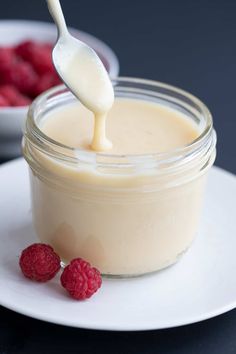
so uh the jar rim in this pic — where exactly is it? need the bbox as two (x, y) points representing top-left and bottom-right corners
(25, 77), (215, 170)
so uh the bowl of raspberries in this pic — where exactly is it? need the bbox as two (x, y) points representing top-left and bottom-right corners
(0, 20), (119, 158)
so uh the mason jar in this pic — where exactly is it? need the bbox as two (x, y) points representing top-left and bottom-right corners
(23, 78), (216, 276)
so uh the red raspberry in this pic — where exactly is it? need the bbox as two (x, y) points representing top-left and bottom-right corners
(15, 40), (54, 76)
(15, 40), (36, 61)
(33, 74), (56, 97)
(0, 85), (21, 104)
(61, 258), (102, 300)
(30, 48), (55, 75)
(43, 43), (53, 52)
(0, 85), (31, 106)
(12, 94), (31, 107)
(53, 74), (62, 86)
(1, 62), (38, 95)
(0, 47), (15, 75)
(13, 62), (38, 95)
(0, 94), (9, 107)
(19, 243), (61, 282)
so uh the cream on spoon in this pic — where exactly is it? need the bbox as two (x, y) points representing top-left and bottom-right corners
(47, 0), (114, 151)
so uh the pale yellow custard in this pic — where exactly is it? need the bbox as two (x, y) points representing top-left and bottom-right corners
(41, 98), (199, 154)
(39, 1), (216, 275)
(24, 81), (216, 276)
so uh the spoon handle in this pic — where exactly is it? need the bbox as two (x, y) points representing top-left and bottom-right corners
(47, 0), (68, 36)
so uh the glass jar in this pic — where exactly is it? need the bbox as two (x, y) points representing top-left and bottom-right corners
(23, 78), (216, 276)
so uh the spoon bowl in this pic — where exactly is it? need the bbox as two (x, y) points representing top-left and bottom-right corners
(47, 0), (114, 114)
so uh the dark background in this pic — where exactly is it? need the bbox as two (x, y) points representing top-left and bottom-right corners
(1, 0), (236, 353)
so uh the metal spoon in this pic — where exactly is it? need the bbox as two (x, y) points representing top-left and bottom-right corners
(46, 0), (114, 114)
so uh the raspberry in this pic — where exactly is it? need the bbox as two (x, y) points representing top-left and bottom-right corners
(0, 94), (9, 107)
(14, 62), (38, 95)
(19, 243), (61, 282)
(1, 62), (38, 95)
(0, 85), (20, 104)
(0, 47), (15, 75)
(33, 74), (56, 97)
(61, 258), (102, 300)
(15, 40), (36, 61)
(43, 43), (53, 52)
(53, 74), (62, 86)
(15, 40), (55, 76)
(0, 85), (31, 106)
(30, 48), (55, 75)
(12, 94), (31, 107)
(1, 66), (14, 85)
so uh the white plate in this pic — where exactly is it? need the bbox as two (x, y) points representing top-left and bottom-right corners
(0, 159), (235, 331)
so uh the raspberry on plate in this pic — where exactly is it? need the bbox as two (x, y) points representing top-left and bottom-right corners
(19, 243), (61, 282)
(61, 258), (102, 300)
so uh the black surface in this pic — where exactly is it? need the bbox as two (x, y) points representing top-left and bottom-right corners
(0, 0), (236, 353)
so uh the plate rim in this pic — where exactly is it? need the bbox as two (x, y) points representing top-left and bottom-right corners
(0, 159), (235, 331)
